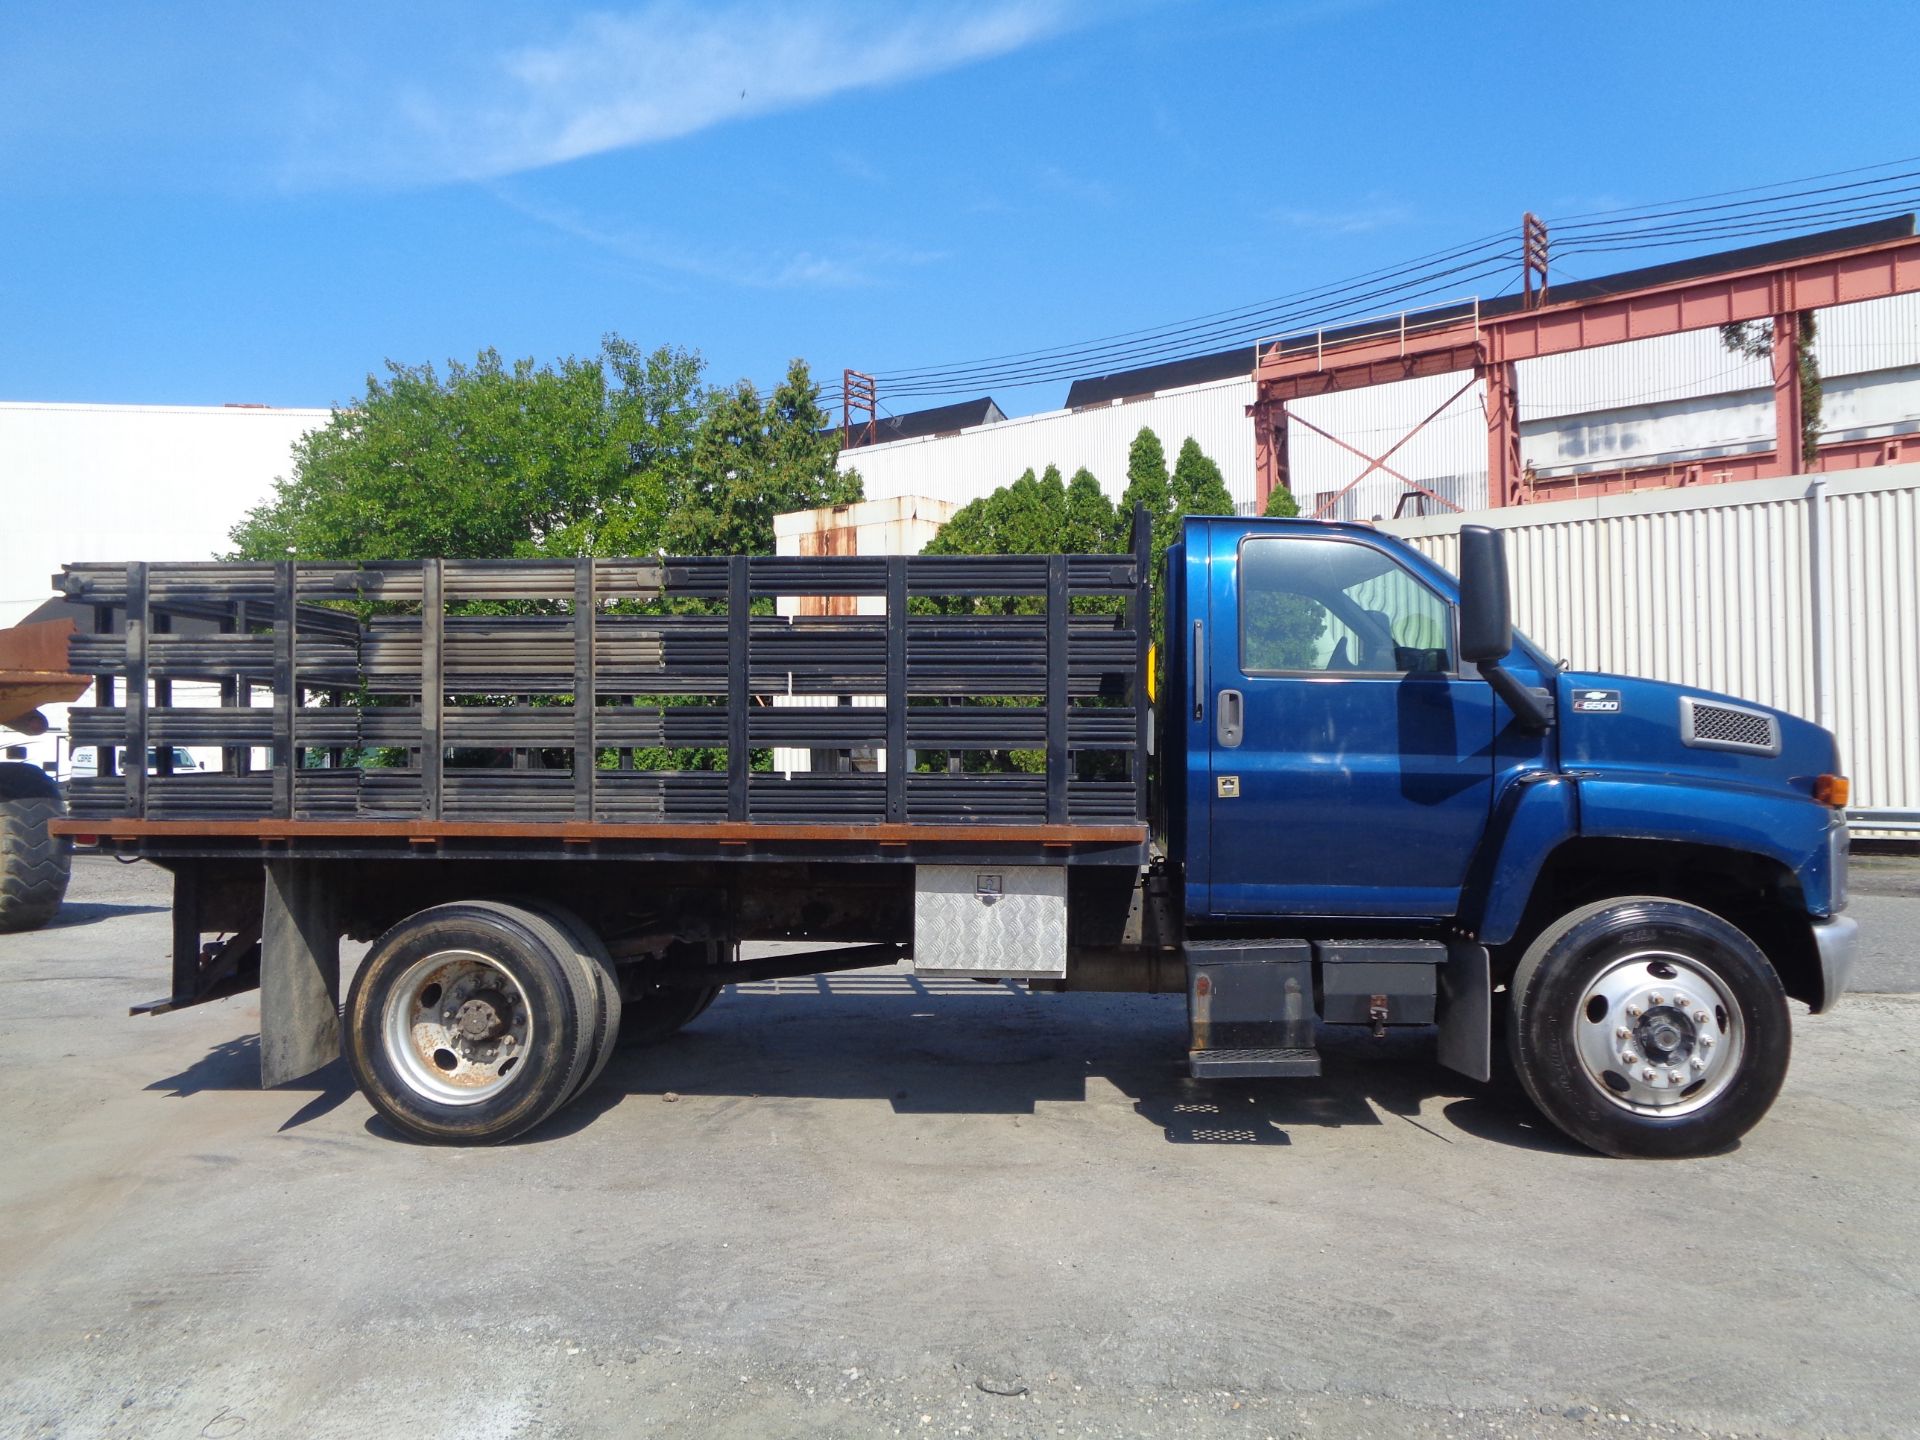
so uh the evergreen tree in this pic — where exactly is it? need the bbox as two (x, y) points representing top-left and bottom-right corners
(923, 462), (1125, 567)
(1118, 427), (1172, 550)
(1116, 427), (1238, 651)
(1063, 466), (1122, 554)
(1262, 485), (1302, 518)
(1170, 436), (1235, 518)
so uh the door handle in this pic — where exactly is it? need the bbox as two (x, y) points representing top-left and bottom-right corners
(1216, 688), (1244, 748)
(1192, 620), (1205, 720)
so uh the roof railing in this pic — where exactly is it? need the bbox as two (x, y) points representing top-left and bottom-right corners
(1257, 295), (1481, 372)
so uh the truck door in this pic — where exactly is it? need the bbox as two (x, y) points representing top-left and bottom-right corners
(1201, 524), (1496, 918)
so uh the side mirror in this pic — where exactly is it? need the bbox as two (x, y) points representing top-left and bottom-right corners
(1457, 524), (1554, 732)
(1457, 525), (1513, 664)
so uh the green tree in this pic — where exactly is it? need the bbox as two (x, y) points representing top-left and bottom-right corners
(1262, 485), (1302, 518)
(1063, 466), (1122, 553)
(1170, 436), (1235, 519)
(662, 359), (862, 556)
(918, 462), (1126, 776)
(1117, 427), (1238, 651)
(1118, 427), (1172, 553)
(922, 463), (1124, 591)
(228, 335), (704, 561)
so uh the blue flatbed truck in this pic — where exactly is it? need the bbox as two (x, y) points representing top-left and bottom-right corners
(51, 512), (1857, 1156)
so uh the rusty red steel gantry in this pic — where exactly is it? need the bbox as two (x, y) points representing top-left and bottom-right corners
(1251, 216), (1920, 511)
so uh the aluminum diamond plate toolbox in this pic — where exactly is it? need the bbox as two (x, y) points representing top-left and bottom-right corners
(913, 864), (1066, 977)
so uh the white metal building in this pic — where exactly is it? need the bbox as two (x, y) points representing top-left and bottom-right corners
(838, 295), (1920, 521)
(1, 400), (328, 773)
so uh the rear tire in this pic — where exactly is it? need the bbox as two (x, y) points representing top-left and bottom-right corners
(1507, 896), (1790, 1158)
(619, 974), (721, 1046)
(508, 900), (623, 1100)
(0, 763), (70, 933)
(343, 902), (597, 1143)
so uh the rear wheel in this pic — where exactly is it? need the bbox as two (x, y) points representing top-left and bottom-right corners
(508, 900), (623, 1100)
(620, 968), (721, 1046)
(344, 902), (597, 1143)
(1507, 896), (1790, 1158)
(0, 762), (70, 933)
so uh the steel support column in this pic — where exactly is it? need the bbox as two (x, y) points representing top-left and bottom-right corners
(1251, 398), (1290, 511)
(1484, 361), (1523, 508)
(1772, 310), (1806, 476)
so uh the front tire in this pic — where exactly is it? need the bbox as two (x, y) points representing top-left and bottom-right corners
(344, 902), (597, 1143)
(1507, 897), (1790, 1158)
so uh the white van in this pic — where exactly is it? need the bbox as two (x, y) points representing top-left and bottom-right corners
(66, 745), (203, 780)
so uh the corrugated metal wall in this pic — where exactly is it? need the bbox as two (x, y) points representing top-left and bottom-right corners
(1382, 464), (1920, 829)
(1826, 478), (1920, 823)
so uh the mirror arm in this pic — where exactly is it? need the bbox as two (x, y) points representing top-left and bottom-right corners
(1478, 657), (1555, 732)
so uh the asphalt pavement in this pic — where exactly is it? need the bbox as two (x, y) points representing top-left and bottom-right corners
(2, 855), (1917, 1440)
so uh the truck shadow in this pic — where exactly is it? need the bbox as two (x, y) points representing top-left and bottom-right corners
(136, 971), (1587, 1154)
(44, 900), (168, 930)
(559, 969), (1589, 1156)
(145, 1033), (361, 1132)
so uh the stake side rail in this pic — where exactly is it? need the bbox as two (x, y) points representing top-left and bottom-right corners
(53, 517), (1153, 839)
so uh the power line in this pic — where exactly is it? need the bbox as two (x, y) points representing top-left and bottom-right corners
(1556, 200), (1920, 257)
(1551, 170), (1920, 234)
(870, 257), (1524, 397)
(1545, 155), (1920, 223)
(1554, 178), (1920, 244)
(808, 157), (1920, 412)
(869, 233), (1516, 385)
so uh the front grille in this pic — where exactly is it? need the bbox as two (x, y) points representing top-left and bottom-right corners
(1680, 696), (1781, 756)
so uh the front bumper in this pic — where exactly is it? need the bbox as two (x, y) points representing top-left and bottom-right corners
(1810, 914), (1861, 1014)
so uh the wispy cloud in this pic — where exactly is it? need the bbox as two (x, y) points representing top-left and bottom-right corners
(1271, 199), (1412, 235)
(299, 2), (1072, 186)
(492, 187), (945, 290)
(1034, 164), (1117, 209)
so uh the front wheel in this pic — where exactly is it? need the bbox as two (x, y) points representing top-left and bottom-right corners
(1507, 897), (1790, 1159)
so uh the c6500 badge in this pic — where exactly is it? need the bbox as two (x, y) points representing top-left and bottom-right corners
(1572, 689), (1621, 714)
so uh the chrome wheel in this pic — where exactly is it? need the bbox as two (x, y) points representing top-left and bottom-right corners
(381, 949), (534, 1106)
(1573, 948), (1745, 1117)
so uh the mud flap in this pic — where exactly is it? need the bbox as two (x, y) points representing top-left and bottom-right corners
(260, 861), (341, 1088)
(1436, 940), (1491, 1083)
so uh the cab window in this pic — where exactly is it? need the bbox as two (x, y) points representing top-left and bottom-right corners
(1240, 536), (1453, 675)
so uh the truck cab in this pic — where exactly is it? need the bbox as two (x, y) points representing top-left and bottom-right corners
(1167, 515), (1857, 1156)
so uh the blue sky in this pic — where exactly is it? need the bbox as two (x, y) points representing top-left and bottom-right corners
(2, 0), (1914, 418)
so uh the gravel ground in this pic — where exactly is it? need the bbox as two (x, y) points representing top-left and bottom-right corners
(1, 855), (1917, 1440)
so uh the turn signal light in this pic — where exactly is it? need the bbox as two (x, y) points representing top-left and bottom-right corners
(1813, 774), (1850, 807)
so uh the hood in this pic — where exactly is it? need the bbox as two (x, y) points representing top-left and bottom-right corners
(1556, 671), (1838, 801)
